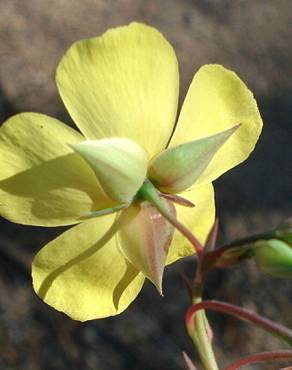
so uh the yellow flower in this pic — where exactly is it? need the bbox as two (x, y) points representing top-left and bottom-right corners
(0, 23), (262, 321)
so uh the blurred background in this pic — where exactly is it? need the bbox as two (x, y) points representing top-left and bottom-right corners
(0, 1), (291, 369)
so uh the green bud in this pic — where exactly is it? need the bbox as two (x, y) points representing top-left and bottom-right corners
(148, 125), (239, 193)
(253, 239), (292, 278)
(71, 138), (148, 203)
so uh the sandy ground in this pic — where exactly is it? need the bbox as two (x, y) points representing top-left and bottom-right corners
(0, 1), (291, 369)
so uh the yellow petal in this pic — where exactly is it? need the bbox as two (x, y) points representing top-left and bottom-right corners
(0, 113), (111, 226)
(32, 215), (144, 321)
(117, 201), (175, 294)
(166, 184), (215, 264)
(56, 22), (179, 157)
(169, 65), (263, 185)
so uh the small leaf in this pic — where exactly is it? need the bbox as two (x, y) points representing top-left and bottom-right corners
(117, 200), (176, 294)
(71, 138), (148, 203)
(182, 352), (197, 370)
(148, 125), (239, 193)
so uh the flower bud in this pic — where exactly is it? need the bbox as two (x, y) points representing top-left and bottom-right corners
(148, 125), (239, 193)
(253, 239), (292, 278)
(71, 138), (148, 203)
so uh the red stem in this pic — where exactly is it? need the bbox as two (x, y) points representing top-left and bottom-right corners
(186, 300), (292, 345)
(225, 350), (292, 370)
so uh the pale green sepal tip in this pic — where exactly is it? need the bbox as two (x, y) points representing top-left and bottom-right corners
(71, 138), (149, 203)
(148, 124), (240, 193)
(254, 239), (292, 278)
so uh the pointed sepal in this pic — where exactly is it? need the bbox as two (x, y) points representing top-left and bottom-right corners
(148, 125), (239, 193)
(71, 138), (148, 203)
(117, 200), (176, 294)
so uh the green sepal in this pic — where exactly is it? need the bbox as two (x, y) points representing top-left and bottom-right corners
(71, 138), (148, 203)
(148, 124), (240, 193)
